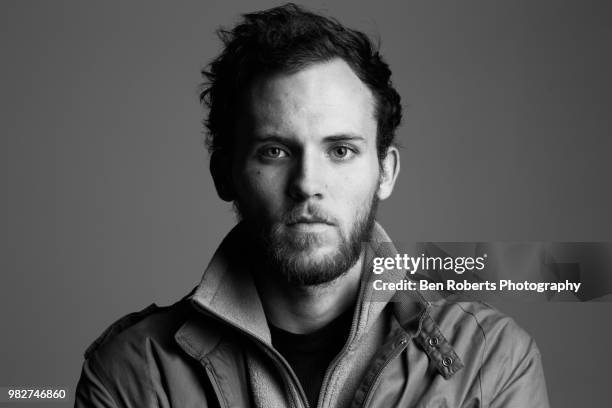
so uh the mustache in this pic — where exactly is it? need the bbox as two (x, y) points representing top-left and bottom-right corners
(282, 204), (336, 225)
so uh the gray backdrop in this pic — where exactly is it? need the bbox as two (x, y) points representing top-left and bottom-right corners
(1, 0), (611, 406)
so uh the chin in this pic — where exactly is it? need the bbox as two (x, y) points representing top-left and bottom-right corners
(271, 245), (361, 286)
(290, 245), (337, 264)
(280, 229), (335, 250)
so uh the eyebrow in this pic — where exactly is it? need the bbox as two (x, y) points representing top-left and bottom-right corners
(252, 133), (366, 144)
(323, 134), (366, 143)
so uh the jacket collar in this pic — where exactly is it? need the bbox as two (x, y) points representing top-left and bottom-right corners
(195, 223), (269, 337)
(175, 221), (431, 358)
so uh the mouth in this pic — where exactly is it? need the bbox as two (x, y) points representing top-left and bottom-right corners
(287, 216), (333, 225)
(286, 216), (334, 232)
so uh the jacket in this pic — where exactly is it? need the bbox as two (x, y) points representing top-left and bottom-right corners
(75, 223), (550, 407)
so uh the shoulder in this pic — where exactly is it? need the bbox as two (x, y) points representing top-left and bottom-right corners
(429, 298), (534, 348)
(423, 299), (549, 406)
(427, 298), (540, 374)
(82, 299), (197, 376)
(84, 304), (161, 359)
(76, 295), (236, 407)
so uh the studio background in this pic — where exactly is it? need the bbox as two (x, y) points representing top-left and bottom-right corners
(1, 0), (610, 406)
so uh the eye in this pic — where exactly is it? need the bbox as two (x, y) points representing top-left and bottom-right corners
(260, 146), (288, 159)
(329, 145), (356, 160)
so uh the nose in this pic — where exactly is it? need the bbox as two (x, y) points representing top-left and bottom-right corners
(287, 149), (324, 201)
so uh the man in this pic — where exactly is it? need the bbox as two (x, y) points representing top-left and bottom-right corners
(75, 4), (549, 407)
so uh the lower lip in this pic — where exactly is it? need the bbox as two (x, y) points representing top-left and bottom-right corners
(287, 222), (332, 233)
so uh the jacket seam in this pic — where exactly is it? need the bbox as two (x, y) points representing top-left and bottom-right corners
(144, 338), (167, 408)
(203, 333), (234, 407)
(489, 338), (542, 405)
(88, 355), (123, 408)
(453, 301), (488, 408)
(413, 302), (431, 339)
(177, 323), (230, 407)
(90, 339), (161, 407)
(203, 360), (230, 408)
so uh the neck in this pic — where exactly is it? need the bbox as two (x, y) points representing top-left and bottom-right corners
(254, 254), (364, 334)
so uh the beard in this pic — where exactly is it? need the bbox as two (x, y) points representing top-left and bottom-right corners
(237, 195), (379, 286)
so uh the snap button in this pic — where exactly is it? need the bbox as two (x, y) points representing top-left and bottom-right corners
(399, 338), (408, 346)
(442, 356), (453, 367)
(428, 336), (439, 347)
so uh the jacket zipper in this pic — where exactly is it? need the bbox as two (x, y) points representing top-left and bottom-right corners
(314, 272), (379, 407)
(192, 302), (311, 408)
(314, 267), (377, 408)
(314, 326), (355, 408)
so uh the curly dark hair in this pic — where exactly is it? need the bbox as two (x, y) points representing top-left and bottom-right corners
(200, 3), (402, 162)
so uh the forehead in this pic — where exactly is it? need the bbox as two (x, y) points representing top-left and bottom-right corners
(242, 59), (377, 141)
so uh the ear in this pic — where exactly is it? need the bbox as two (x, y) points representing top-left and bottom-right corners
(376, 146), (400, 200)
(210, 151), (235, 202)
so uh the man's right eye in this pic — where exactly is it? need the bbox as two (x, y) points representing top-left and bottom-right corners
(259, 146), (289, 159)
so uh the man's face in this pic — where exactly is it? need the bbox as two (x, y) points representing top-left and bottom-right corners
(229, 59), (389, 285)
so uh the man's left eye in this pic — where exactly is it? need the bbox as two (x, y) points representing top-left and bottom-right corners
(330, 146), (355, 159)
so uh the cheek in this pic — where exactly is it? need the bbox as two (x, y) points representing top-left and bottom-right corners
(234, 166), (284, 212)
(332, 166), (379, 222)
(339, 163), (380, 199)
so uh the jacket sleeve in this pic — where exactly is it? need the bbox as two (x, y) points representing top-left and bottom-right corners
(74, 358), (118, 408)
(484, 321), (550, 408)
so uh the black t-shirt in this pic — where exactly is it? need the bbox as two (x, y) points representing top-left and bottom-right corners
(269, 309), (354, 407)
